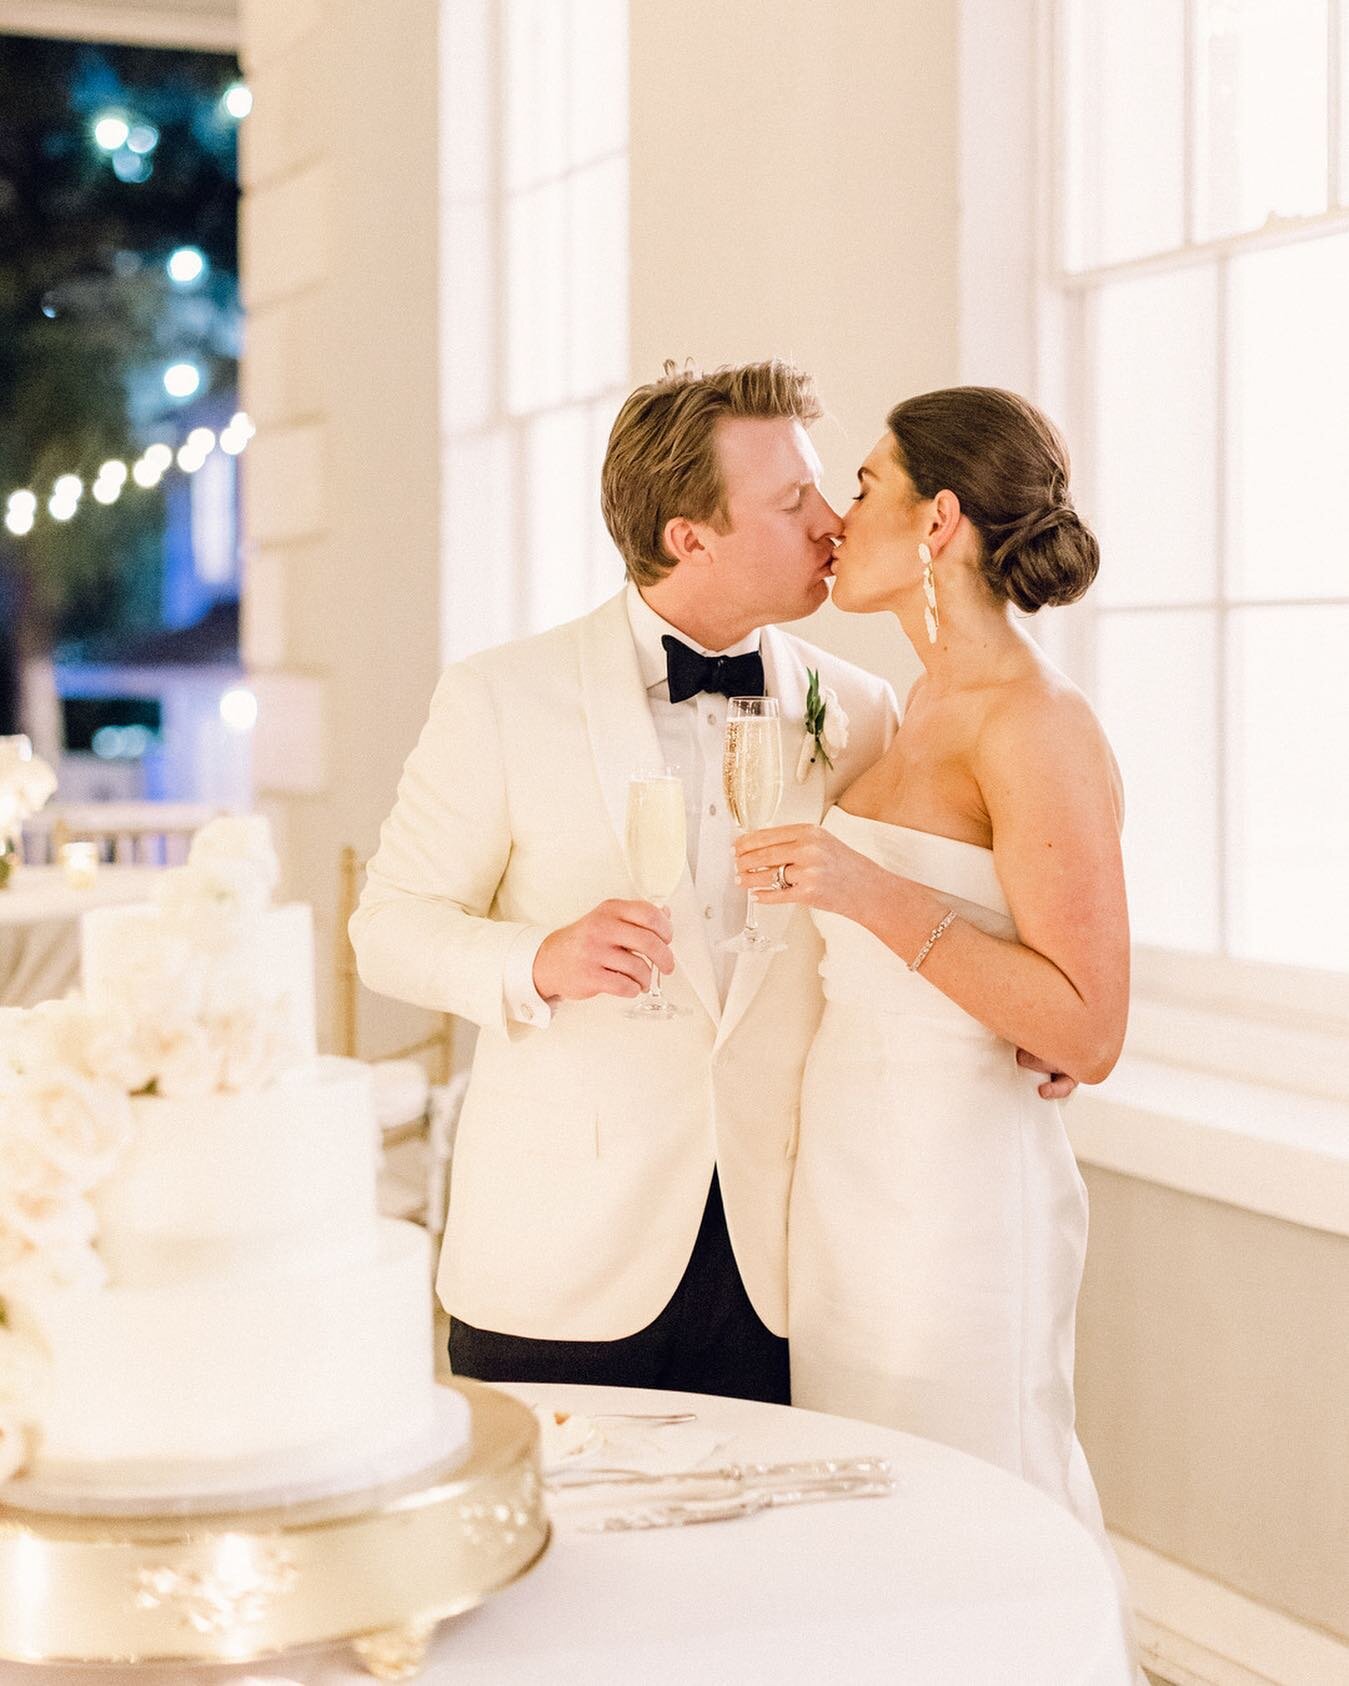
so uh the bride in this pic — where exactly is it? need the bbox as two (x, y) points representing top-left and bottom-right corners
(735, 386), (1130, 1588)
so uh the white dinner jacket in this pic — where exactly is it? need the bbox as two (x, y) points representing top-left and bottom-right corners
(351, 589), (898, 1340)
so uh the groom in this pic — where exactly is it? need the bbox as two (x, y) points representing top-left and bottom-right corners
(352, 359), (1068, 1404)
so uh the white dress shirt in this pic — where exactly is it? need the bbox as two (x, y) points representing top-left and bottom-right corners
(503, 582), (759, 1025)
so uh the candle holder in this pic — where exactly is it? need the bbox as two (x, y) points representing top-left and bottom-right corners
(59, 840), (99, 889)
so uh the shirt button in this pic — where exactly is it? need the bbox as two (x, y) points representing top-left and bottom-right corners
(707, 802), (717, 816)
(706, 712), (716, 726)
(703, 906), (714, 920)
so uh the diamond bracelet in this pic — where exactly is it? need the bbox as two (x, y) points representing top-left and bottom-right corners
(908, 909), (958, 972)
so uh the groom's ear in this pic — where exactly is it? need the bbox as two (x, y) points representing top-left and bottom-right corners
(662, 515), (712, 571)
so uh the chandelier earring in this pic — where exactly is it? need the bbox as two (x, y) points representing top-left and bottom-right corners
(919, 543), (938, 644)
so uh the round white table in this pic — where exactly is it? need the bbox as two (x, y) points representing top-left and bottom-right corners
(4, 1383), (1135, 1686)
(0, 865), (161, 1007)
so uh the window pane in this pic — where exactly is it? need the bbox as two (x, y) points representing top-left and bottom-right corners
(524, 407), (592, 631)
(565, 156), (628, 402)
(587, 394), (625, 600)
(1095, 610), (1221, 951)
(1090, 266), (1219, 606)
(567, 0), (627, 169)
(1194, 0), (1328, 240)
(442, 429), (517, 662)
(1227, 607), (1349, 967)
(444, 200), (494, 430)
(1063, 0), (1186, 268)
(1228, 232), (1349, 600)
(506, 180), (567, 415)
(504, 0), (567, 192)
(443, 0), (492, 202)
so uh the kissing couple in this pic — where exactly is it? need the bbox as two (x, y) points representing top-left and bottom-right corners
(352, 358), (1132, 1643)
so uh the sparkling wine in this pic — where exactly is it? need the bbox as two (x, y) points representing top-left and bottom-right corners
(625, 776), (687, 900)
(723, 716), (784, 831)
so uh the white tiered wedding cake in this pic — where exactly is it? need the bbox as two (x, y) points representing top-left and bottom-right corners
(0, 818), (465, 1506)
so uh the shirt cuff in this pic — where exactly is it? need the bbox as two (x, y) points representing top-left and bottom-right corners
(503, 924), (555, 1028)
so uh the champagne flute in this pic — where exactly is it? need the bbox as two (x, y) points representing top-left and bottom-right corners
(721, 696), (786, 954)
(624, 771), (686, 1019)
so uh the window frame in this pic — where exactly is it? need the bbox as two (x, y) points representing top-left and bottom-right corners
(1039, 0), (1349, 1046)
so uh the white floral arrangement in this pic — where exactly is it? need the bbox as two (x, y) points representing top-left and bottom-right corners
(0, 736), (57, 830)
(155, 815), (280, 948)
(0, 736), (57, 886)
(0, 1007), (131, 1479)
(0, 818), (299, 1479)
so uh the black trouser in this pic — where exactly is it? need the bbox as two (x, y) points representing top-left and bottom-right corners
(448, 1171), (789, 1405)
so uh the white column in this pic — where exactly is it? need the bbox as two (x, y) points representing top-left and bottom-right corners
(238, 0), (444, 1052)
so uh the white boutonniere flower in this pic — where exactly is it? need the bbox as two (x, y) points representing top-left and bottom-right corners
(796, 668), (850, 782)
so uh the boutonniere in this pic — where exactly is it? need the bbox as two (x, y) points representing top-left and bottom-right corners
(796, 668), (849, 782)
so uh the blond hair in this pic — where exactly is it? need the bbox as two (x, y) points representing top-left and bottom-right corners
(601, 359), (823, 586)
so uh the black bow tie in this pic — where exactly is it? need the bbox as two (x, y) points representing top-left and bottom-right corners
(662, 636), (765, 704)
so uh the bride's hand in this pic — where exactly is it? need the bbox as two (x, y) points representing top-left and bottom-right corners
(734, 824), (883, 918)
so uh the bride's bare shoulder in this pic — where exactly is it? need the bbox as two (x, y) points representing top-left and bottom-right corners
(975, 664), (1124, 827)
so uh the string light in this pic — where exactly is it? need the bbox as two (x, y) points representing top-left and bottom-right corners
(3, 418), (252, 536)
(92, 113), (130, 151)
(163, 362), (202, 399)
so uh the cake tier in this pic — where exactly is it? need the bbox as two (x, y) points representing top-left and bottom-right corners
(80, 900), (317, 1061)
(19, 1218), (437, 1489)
(94, 1056), (378, 1287)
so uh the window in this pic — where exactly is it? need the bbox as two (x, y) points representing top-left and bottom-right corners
(1054, 0), (1349, 975)
(439, 0), (628, 662)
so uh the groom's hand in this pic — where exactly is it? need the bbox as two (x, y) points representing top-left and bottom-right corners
(533, 900), (675, 1002)
(1017, 1049), (1078, 1100)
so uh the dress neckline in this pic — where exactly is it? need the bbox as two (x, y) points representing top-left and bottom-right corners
(830, 805), (994, 857)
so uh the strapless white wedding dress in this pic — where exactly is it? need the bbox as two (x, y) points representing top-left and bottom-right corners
(790, 807), (1134, 1653)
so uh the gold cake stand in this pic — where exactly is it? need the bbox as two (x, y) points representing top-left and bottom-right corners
(0, 1379), (549, 1681)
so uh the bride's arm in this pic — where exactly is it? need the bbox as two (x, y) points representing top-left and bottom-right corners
(738, 690), (1129, 1084)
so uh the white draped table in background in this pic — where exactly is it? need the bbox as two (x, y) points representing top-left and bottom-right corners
(2, 1382), (1134, 1686)
(0, 866), (161, 1008)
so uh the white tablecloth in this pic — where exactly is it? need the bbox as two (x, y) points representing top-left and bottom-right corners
(0, 866), (161, 1007)
(4, 1382), (1135, 1686)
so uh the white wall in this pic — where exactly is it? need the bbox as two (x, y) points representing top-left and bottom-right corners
(627, 0), (962, 698)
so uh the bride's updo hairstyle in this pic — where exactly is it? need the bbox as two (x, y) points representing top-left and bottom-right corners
(886, 387), (1099, 613)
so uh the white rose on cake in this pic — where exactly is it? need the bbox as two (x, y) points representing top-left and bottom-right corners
(0, 1179), (105, 1298)
(139, 1015), (221, 1099)
(212, 1001), (299, 1092)
(3, 1069), (132, 1191)
(187, 815), (280, 886)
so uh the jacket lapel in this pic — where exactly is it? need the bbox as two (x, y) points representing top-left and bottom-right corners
(577, 593), (721, 1029)
(714, 627), (827, 1052)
